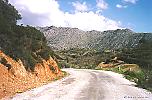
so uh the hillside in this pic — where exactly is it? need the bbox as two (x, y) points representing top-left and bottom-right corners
(0, 50), (63, 98)
(38, 25), (152, 71)
(0, 0), (63, 98)
(0, 0), (62, 71)
(38, 26), (152, 51)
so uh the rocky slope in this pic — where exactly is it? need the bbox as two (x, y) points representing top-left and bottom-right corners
(38, 26), (152, 51)
(0, 50), (63, 99)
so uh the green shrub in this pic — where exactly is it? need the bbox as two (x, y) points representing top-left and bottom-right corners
(49, 65), (56, 73)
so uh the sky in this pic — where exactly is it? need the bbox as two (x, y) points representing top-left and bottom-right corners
(9, 0), (152, 32)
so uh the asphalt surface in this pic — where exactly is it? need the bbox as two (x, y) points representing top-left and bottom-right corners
(6, 68), (152, 100)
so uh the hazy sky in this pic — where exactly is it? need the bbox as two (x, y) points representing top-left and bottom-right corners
(9, 0), (152, 32)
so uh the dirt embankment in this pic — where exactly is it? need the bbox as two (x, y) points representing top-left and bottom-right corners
(0, 50), (63, 99)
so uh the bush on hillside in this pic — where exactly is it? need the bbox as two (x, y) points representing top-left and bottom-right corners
(0, 0), (55, 71)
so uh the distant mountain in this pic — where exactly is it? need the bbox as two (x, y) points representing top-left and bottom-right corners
(38, 26), (152, 51)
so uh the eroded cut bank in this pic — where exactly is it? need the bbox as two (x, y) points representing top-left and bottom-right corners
(0, 50), (64, 99)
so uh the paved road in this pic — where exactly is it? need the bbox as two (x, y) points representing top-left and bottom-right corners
(7, 68), (152, 100)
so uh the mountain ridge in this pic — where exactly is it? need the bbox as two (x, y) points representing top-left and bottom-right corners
(38, 26), (152, 51)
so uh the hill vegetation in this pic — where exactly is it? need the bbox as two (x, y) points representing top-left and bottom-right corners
(57, 47), (152, 91)
(0, 0), (56, 71)
(118, 34), (152, 69)
(118, 35), (152, 91)
(0, 0), (63, 98)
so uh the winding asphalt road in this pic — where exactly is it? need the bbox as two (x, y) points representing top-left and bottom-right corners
(7, 68), (152, 100)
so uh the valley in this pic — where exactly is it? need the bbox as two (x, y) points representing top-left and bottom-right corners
(38, 26), (152, 92)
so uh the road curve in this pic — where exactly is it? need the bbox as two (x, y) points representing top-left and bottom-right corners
(5, 68), (152, 100)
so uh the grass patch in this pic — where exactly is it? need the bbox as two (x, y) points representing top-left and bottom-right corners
(62, 71), (69, 76)
(101, 66), (152, 92)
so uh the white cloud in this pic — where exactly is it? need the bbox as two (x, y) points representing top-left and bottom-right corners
(124, 0), (138, 4)
(64, 12), (121, 31)
(96, 0), (108, 10)
(116, 4), (127, 8)
(72, 1), (88, 12)
(116, 4), (123, 8)
(9, 0), (122, 31)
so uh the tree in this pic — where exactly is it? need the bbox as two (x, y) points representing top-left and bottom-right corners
(0, 0), (21, 33)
